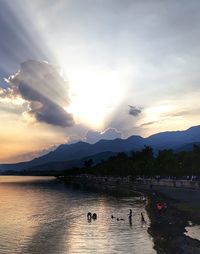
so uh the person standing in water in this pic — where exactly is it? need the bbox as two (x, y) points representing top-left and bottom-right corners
(141, 212), (146, 224)
(87, 212), (92, 222)
(128, 209), (133, 226)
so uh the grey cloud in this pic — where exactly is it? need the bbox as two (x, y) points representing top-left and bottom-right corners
(86, 128), (122, 144)
(140, 109), (196, 128)
(140, 110), (190, 127)
(163, 110), (193, 118)
(24, 86), (73, 127)
(128, 105), (143, 117)
(11, 145), (58, 162)
(1, 60), (74, 127)
(0, 101), (25, 115)
(0, 86), (18, 99)
(140, 121), (158, 127)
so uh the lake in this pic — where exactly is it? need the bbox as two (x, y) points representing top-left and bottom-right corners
(0, 176), (155, 254)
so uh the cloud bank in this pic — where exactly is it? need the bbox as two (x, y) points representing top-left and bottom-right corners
(86, 128), (122, 144)
(0, 60), (74, 127)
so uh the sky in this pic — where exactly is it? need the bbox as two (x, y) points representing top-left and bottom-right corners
(1, 0), (200, 163)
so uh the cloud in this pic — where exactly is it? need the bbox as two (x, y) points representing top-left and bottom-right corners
(0, 60), (74, 127)
(140, 121), (159, 127)
(163, 110), (193, 118)
(140, 108), (199, 128)
(139, 110), (189, 127)
(128, 105), (143, 117)
(10, 145), (58, 163)
(86, 128), (122, 144)
(0, 101), (25, 115)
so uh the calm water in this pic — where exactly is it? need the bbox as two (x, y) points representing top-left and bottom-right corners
(0, 176), (155, 254)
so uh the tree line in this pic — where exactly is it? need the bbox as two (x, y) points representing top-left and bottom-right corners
(63, 145), (200, 177)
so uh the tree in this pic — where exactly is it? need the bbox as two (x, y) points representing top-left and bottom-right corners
(84, 159), (93, 168)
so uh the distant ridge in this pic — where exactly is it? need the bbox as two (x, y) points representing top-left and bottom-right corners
(1, 125), (200, 172)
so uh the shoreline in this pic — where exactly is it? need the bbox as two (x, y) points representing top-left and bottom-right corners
(58, 176), (200, 253)
(138, 187), (200, 254)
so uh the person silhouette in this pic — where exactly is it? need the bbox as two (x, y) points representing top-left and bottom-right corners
(92, 213), (97, 220)
(87, 212), (92, 219)
(129, 209), (133, 226)
(141, 212), (146, 224)
(129, 209), (132, 219)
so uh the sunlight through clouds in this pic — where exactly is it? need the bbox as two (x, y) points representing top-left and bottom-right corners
(66, 68), (126, 129)
(1, 0), (200, 162)
(1, 60), (74, 127)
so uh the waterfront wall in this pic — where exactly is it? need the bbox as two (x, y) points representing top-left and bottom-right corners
(135, 178), (200, 189)
(58, 175), (200, 191)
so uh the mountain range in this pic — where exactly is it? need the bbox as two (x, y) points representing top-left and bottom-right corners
(1, 125), (200, 172)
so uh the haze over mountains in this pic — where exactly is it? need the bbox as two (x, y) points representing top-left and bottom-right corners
(1, 125), (200, 172)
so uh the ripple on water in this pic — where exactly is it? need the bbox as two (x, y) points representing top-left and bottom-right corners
(0, 176), (156, 254)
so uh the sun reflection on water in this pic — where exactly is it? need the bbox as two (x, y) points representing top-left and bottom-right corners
(0, 176), (155, 254)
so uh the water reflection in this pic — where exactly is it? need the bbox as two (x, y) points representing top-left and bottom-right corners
(0, 176), (155, 254)
(185, 224), (200, 241)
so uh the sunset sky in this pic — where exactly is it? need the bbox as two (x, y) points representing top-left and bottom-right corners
(1, 0), (200, 163)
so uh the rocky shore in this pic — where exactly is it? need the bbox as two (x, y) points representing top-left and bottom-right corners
(139, 187), (200, 254)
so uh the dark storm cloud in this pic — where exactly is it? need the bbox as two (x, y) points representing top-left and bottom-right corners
(1, 60), (74, 127)
(128, 105), (143, 117)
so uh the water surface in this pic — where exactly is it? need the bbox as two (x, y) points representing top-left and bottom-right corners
(185, 224), (200, 241)
(0, 176), (155, 254)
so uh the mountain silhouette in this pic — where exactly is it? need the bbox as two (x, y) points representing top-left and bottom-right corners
(1, 125), (200, 172)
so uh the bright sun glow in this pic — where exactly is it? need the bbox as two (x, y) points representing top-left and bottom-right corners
(0, 96), (25, 105)
(141, 104), (175, 125)
(65, 68), (125, 129)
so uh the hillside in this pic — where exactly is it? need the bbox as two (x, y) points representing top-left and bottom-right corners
(1, 125), (200, 172)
